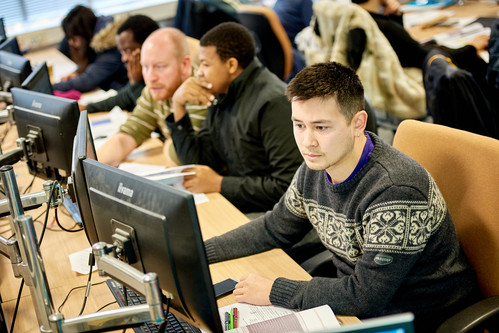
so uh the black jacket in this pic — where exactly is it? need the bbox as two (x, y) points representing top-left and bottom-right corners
(166, 59), (303, 213)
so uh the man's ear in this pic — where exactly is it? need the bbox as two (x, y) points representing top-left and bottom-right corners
(181, 55), (192, 80)
(353, 110), (368, 133)
(226, 57), (240, 75)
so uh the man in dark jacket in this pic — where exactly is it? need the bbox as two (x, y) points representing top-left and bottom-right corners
(166, 22), (303, 213)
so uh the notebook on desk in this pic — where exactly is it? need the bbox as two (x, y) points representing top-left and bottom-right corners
(315, 313), (415, 333)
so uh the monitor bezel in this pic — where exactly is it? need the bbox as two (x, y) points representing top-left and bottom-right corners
(22, 61), (53, 95)
(70, 110), (98, 245)
(0, 49), (31, 91)
(0, 18), (6, 45)
(78, 158), (223, 333)
(0, 37), (21, 56)
(11, 88), (80, 181)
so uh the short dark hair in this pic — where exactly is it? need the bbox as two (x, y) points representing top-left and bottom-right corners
(200, 22), (255, 69)
(61, 5), (97, 43)
(117, 15), (159, 45)
(286, 62), (365, 122)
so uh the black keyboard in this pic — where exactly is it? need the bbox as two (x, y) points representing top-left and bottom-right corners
(106, 279), (201, 333)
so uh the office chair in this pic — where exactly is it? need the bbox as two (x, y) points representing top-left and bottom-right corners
(237, 5), (293, 81)
(364, 96), (378, 135)
(392, 120), (499, 333)
(174, 0), (239, 39)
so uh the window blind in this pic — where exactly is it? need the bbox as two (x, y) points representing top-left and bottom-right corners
(1, 0), (138, 30)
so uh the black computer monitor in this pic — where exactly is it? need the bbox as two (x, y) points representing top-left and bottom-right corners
(70, 110), (98, 245)
(0, 18), (6, 45)
(70, 133), (223, 332)
(10, 88), (80, 181)
(22, 61), (53, 95)
(0, 50), (31, 91)
(0, 37), (22, 56)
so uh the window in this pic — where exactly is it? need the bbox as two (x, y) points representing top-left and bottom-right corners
(2, 0), (172, 36)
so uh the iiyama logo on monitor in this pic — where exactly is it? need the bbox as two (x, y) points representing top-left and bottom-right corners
(31, 99), (42, 109)
(117, 182), (134, 198)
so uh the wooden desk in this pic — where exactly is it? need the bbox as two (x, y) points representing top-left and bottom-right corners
(23, 48), (76, 83)
(406, 1), (499, 41)
(0, 124), (359, 332)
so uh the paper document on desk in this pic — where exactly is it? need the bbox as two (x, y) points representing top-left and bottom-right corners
(118, 162), (209, 204)
(69, 247), (97, 274)
(89, 106), (128, 149)
(431, 22), (491, 49)
(403, 10), (453, 28)
(218, 303), (340, 332)
(78, 89), (118, 105)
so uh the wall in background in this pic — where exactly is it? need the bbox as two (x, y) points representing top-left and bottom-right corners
(13, 1), (177, 53)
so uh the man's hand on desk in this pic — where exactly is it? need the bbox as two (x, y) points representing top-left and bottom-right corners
(97, 132), (138, 167)
(233, 273), (274, 306)
(470, 34), (490, 54)
(60, 71), (78, 82)
(182, 165), (222, 193)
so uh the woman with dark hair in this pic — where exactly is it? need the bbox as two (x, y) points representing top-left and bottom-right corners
(54, 5), (128, 93)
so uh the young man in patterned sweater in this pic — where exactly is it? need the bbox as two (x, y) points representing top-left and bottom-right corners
(204, 62), (481, 332)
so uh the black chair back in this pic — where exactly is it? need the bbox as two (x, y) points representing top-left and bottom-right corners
(237, 11), (286, 80)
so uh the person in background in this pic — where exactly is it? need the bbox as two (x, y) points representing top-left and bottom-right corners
(350, 0), (489, 83)
(81, 15), (159, 113)
(165, 22), (303, 213)
(97, 28), (208, 167)
(273, 0), (313, 81)
(54, 5), (128, 93)
(203, 62), (481, 332)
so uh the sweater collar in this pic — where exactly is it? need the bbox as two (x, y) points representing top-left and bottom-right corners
(325, 131), (386, 189)
(326, 132), (375, 186)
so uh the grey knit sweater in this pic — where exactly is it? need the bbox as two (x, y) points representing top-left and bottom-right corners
(204, 133), (480, 332)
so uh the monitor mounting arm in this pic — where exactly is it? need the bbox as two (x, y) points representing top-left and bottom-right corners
(0, 165), (166, 332)
(0, 177), (64, 218)
(0, 123), (46, 167)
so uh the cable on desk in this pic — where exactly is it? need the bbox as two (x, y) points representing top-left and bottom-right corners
(158, 297), (172, 333)
(57, 281), (106, 313)
(22, 173), (36, 194)
(37, 180), (57, 246)
(54, 207), (82, 233)
(9, 279), (24, 333)
(78, 252), (95, 315)
(95, 301), (117, 312)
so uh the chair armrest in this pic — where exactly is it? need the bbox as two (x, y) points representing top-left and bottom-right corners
(436, 295), (499, 333)
(300, 250), (334, 276)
